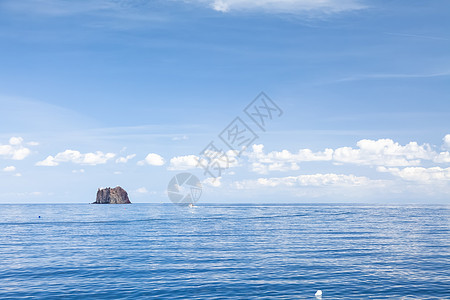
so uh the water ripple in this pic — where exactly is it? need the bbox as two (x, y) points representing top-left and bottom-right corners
(0, 204), (448, 299)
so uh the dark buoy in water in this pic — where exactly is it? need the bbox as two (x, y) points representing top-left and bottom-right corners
(38, 216), (41, 218)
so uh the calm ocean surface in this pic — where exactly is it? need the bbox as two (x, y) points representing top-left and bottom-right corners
(0, 204), (448, 299)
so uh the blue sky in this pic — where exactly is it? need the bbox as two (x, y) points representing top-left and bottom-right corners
(0, 0), (449, 203)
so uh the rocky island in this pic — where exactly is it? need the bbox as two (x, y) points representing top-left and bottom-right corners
(93, 186), (131, 204)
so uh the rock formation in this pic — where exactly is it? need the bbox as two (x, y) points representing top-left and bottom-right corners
(93, 186), (131, 204)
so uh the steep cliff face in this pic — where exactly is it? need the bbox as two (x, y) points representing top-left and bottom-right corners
(93, 186), (131, 204)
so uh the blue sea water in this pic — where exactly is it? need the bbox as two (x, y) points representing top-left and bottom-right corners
(0, 204), (449, 299)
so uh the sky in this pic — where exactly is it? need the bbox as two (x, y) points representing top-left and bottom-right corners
(0, 0), (449, 204)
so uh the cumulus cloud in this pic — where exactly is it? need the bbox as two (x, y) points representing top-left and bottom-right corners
(246, 144), (332, 174)
(443, 134), (450, 150)
(3, 166), (16, 172)
(434, 151), (450, 163)
(168, 150), (239, 171)
(9, 137), (23, 145)
(246, 137), (445, 174)
(136, 187), (148, 194)
(249, 144), (333, 162)
(378, 166), (450, 182)
(36, 150), (115, 166)
(203, 176), (222, 187)
(333, 139), (434, 166)
(427, 134), (450, 163)
(191, 0), (365, 13)
(250, 162), (300, 174)
(36, 156), (58, 167)
(0, 137), (32, 160)
(116, 154), (136, 163)
(168, 155), (200, 170)
(138, 153), (165, 166)
(234, 173), (372, 189)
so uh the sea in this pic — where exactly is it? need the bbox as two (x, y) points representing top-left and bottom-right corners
(0, 204), (449, 299)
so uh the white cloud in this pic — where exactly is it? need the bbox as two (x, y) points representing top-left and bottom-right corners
(168, 155), (200, 170)
(262, 173), (370, 187)
(437, 135), (450, 162)
(203, 177), (222, 187)
(250, 162), (300, 174)
(162, 135), (450, 182)
(333, 139), (434, 166)
(234, 173), (372, 189)
(167, 150), (240, 173)
(3, 166), (16, 172)
(443, 134), (450, 150)
(116, 154), (136, 163)
(246, 138), (450, 172)
(227, 136), (450, 191)
(136, 187), (148, 194)
(0, 136), (32, 160)
(211, 0), (229, 12)
(248, 136), (450, 172)
(14, 173), (22, 177)
(72, 169), (85, 173)
(138, 153), (165, 166)
(9, 137), (23, 145)
(249, 144), (333, 162)
(36, 150), (116, 166)
(191, 0), (365, 13)
(172, 135), (189, 141)
(27, 141), (39, 146)
(36, 156), (59, 166)
(11, 148), (32, 160)
(378, 166), (450, 183)
(246, 144), (333, 174)
(434, 151), (450, 163)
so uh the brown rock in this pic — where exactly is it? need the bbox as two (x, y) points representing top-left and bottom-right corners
(93, 186), (131, 204)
